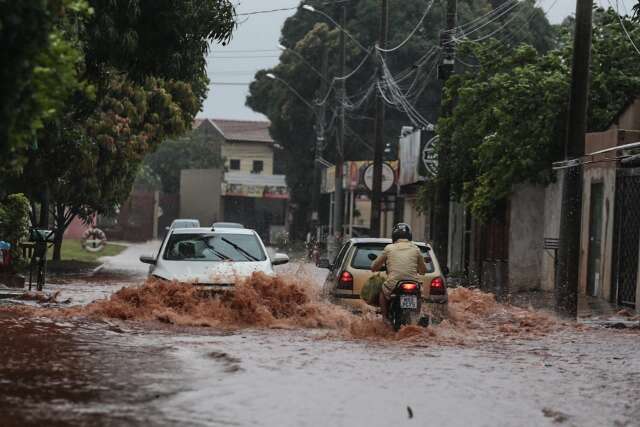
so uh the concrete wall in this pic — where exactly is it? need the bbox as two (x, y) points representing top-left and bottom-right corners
(180, 169), (223, 226)
(508, 184), (546, 292)
(222, 141), (274, 175)
(540, 176), (563, 291)
(612, 98), (640, 131)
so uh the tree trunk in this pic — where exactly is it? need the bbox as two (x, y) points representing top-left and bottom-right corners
(52, 230), (63, 262)
(51, 203), (70, 262)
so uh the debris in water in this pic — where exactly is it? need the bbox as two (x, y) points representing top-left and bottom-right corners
(542, 407), (569, 423)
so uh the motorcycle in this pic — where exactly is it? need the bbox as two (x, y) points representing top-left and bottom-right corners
(387, 280), (430, 331)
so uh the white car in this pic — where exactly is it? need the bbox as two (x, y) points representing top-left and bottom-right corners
(140, 226), (289, 291)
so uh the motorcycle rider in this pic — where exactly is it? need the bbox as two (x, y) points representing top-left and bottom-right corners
(371, 223), (427, 323)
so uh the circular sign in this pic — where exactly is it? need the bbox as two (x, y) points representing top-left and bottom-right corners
(422, 135), (439, 177)
(363, 163), (395, 193)
(81, 228), (107, 253)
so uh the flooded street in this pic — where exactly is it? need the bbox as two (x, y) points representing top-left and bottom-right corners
(1, 248), (639, 427)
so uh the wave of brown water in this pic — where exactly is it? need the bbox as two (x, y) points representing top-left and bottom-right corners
(0, 272), (571, 345)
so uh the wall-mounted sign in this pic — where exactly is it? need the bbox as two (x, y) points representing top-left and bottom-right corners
(363, 162), (395, 193)
(421, 135), (439, 177)
(81, 228), (107, 253)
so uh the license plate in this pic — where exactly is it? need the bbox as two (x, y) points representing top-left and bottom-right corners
(400, 295), (418, 309)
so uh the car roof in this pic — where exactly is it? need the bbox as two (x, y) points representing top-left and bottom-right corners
(212, 222), (244, 228)
(170, 227), (256, 235)
(349, 237), (430, 247)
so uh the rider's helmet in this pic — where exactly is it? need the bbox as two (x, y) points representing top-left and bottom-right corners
(391, 223), (412, 242)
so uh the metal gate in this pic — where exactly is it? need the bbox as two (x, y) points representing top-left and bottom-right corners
(611, 169), (640, 308)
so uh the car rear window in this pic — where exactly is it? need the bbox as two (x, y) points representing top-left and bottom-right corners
(350, 243), (435, 273)
(163, 233), (266, 262)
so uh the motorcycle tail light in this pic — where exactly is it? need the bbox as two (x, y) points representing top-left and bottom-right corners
(399, 282), (418, 292)
(430, 277), (446, 295)
(338, 271), (353, 290)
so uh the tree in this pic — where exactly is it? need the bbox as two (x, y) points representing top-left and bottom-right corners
(8, 0), (237, 260)
(247, 0), (554, 238)
(143, 126), (224, 194)
(436, 7), (640, 219)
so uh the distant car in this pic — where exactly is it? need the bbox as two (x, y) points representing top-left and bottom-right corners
(212, 222), (244, 229)
(140, 226), (289, 292)
(318, 238), (449, 312)
(166, 219), (200, 231)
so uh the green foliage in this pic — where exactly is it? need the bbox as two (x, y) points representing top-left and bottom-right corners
(437, 7), (640, 220)
(85, 0), (235, 101)
(3, 0), (237, 260)
(144, 127), (224, 193)
(0, 0), (91, 170)
(0, 194), (31, 261)
(247, 0), (554, 236)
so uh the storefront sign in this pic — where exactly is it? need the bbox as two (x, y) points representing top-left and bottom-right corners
(363, 162), (395, 193)
(222, 183), (289, 199)
(421, 135), (439, 177)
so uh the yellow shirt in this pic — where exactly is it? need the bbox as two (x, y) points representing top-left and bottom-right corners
(371, 239), (426, 287)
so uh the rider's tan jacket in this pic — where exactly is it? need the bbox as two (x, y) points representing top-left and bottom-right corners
(371, 239), (427, 297)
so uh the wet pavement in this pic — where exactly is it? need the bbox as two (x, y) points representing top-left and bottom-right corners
(1, 245), (639, 427)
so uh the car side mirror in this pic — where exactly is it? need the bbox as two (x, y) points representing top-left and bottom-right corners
(442, 266), (450, 277)
(317, 258), (331, 269)
(140, 255), (157, 265)
(272, 253), (289, 266)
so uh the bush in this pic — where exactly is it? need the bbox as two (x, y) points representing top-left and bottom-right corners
(0, 193), (31, 262)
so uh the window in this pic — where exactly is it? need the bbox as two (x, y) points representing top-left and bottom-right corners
(350, 243), (435, 273)
(229, 159), (240, 170)
(163, 233), (266, 262)
(252, 160), (264, 174)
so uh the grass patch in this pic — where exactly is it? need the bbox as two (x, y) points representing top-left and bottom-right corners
(49, 239), (126, 263)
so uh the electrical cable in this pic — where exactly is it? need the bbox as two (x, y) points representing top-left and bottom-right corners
(608, 0), (640, 56)
(376, 0), (437, 53)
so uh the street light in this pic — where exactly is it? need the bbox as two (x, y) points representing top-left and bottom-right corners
(265, 73), (317, 112)
(301, 4), (368, 52)
(266, 71), (327, 225)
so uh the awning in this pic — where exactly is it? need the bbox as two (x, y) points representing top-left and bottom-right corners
(222, 173), (289, 200)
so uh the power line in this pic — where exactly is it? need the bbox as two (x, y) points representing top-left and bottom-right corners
(237, 6), (298, 16)
(608, 0), (640, 56)
(376, 0), (437, 53)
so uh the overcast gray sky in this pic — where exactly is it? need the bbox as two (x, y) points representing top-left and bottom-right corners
(198, 0), (637, 121)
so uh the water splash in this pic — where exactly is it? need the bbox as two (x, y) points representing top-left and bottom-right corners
(1, 271), (574, 345)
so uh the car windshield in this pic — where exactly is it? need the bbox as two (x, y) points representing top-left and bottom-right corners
(163, 233), (266, 262)
(350, 243), (435, 273)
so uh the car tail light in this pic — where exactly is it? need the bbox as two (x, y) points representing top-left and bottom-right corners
(338, 271), (353, 290)
(399, 282), (418, 292)
(430, 277), (446, 295)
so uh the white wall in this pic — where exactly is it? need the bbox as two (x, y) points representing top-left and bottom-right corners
(509, 184), (546, 292)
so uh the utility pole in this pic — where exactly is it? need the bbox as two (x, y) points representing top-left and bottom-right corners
(432, 0), (457, 266)
(371, 0), (388, 238)
(556, 0), (593, 318)
(334, 4), (347, 238)
(312, 45), (329, 226)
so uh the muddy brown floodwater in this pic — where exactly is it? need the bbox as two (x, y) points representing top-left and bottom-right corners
(1, 264), (639, 427)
